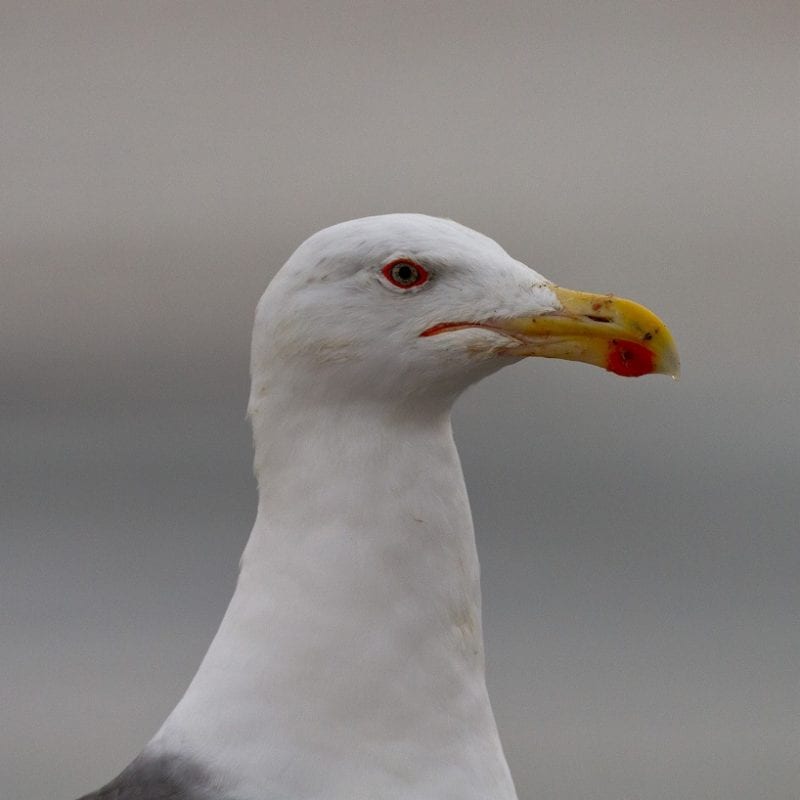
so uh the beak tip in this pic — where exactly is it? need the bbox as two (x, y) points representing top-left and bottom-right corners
(658, 338), (681, 381)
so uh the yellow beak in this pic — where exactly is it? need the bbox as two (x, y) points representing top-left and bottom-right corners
(421, 286), (680, 378)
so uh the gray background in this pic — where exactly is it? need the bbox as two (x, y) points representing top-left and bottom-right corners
(2, 2), (798, 799)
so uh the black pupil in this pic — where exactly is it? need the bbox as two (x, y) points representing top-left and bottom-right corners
(394, 264), (416, 284)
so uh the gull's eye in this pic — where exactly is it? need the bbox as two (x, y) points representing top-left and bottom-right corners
(381, 259), (429, 290)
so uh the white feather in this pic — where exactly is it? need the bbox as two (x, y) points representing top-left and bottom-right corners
(150, 214), (561, 799)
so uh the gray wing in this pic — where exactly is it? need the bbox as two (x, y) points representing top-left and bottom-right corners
(75, 752), (233, 800)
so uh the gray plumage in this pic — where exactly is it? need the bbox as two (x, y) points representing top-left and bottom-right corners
(75, 752), (233, 800)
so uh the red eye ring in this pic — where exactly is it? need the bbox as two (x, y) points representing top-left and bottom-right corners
(381, 259), (429, 290)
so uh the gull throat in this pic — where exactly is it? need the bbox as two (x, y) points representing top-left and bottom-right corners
(151, 390), (517, 799)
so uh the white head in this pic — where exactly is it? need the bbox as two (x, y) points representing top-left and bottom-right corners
(249, 213), (678, 414)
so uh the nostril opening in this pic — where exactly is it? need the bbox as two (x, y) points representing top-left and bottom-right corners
(586, 314), (612, 323)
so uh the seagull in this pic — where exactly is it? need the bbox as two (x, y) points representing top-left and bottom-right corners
(77, 214), (678, 800)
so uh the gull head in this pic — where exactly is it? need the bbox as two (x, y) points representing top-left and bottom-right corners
(250, 214), (678, 409)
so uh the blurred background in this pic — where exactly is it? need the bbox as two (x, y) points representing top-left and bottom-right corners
(2, 2), (798, 798)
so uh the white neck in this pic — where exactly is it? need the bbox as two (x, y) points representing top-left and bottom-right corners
(152, 386), (517, 800)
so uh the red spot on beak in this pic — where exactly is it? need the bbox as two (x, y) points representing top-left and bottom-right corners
(606, 339), (656, 377)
